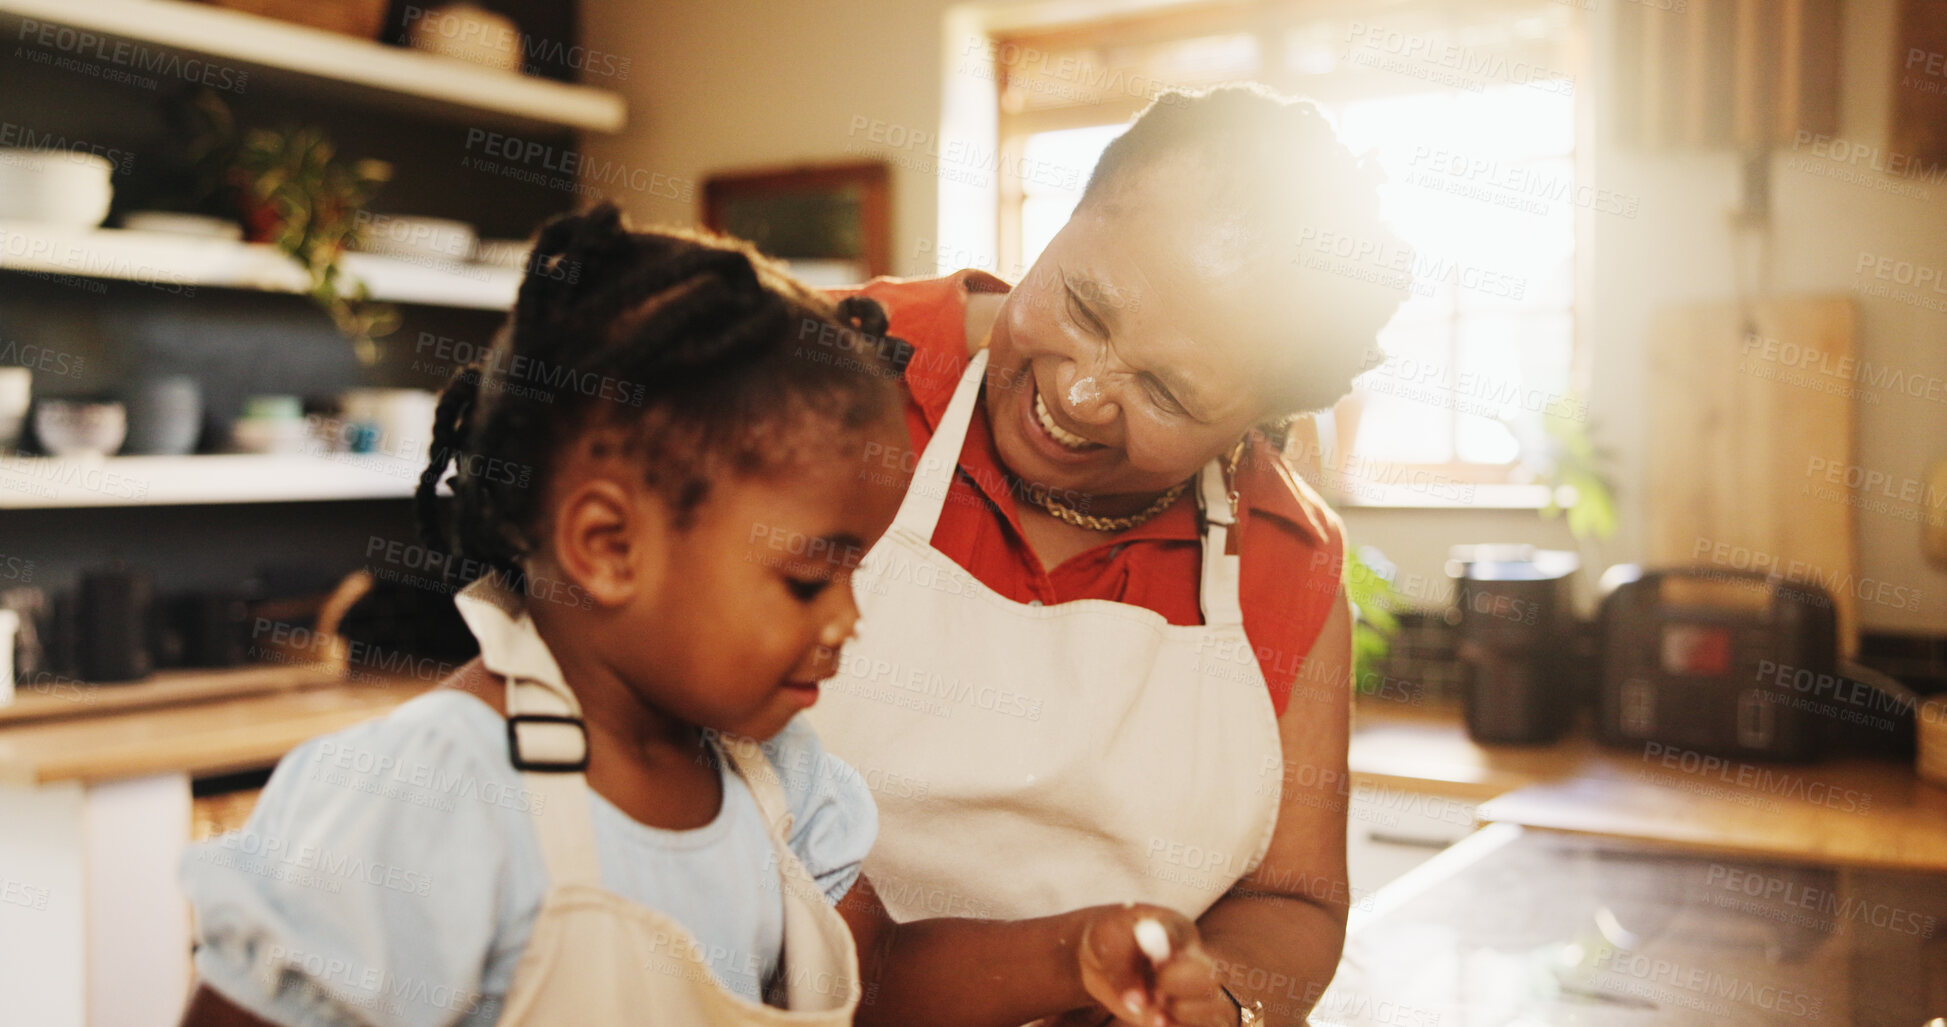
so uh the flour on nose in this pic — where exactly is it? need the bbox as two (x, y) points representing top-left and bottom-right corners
(1067, 376), (1100, 408)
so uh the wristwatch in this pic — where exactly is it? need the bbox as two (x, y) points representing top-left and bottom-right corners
(1221, 986), (1266, 1025)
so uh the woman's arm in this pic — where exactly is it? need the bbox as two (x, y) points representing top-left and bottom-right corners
(837, 876), (1231, 1027)
(1195, 589), (1355, 1025)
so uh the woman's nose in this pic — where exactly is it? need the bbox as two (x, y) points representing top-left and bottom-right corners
(1054, 354), (1119, 426)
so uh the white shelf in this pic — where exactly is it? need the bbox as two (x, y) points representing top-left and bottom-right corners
(0, 0), (625, 133)
(0, 453), (424, 508)
(0, 224), (520, 310)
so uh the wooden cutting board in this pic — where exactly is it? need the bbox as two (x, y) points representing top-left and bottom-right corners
(1644, 295), (1858, 653)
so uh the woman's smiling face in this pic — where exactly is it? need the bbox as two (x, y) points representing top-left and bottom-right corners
(982, 157), (1287, 502)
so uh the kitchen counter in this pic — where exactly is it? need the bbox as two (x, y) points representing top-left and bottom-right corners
(0, 668), (435, 1027)
(1314, 823), (1947, 1026)
(0, 671), (433, 786)
(3, 683), (1935, 864)
(1350, 701), (1947, 873)
(1, 682), (1938, 1026)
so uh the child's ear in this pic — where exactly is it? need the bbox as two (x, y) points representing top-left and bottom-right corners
(550, 478), (669, 608)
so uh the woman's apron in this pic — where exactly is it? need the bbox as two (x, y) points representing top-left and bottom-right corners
(806, 350), (1286, 923)
(452, 580), (861, 1025)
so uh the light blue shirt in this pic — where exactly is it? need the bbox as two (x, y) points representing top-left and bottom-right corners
(180, 690), (877, 1027)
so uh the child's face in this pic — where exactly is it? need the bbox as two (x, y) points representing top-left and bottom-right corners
(631, 413), (910, 741)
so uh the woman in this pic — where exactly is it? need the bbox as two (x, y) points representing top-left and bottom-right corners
(807, 84), (1408, 1026)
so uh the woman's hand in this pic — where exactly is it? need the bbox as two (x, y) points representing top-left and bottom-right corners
(1078, 904), (1235, 1027)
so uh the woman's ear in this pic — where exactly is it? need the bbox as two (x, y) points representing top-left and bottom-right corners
(549, 478), (669, 609)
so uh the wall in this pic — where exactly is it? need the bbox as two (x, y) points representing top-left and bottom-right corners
(1581, 0), (1947, 632)
(583, 0), (1947, 630)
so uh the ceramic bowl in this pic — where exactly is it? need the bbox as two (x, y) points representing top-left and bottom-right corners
(34, 400), (126, 457)
(0, 151), (114, 228)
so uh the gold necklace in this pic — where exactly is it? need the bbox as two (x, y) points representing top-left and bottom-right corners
(1019, 477), (1193, 532)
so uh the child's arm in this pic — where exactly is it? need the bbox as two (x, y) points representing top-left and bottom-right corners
(838, 874), (1236, 1027)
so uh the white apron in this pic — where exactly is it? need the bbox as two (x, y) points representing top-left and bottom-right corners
(806, 350), (1285, 923)
(453, 581), (861, 1026)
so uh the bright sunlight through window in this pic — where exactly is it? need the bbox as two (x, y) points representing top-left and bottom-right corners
(1012, 84), (1576, 476)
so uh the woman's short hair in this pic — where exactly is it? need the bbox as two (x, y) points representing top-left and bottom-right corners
(1080, 84), (1408, 416)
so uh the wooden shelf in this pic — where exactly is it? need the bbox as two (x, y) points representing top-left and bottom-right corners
(0, 0), (625, 133)
(0, 452), (424, 509)
(0, 224), (521, 310)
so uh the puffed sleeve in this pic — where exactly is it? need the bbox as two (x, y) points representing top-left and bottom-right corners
(179, 698), (523, 1027)
(761, 715), (880, 904)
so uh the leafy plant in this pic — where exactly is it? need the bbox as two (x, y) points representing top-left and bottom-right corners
(1535, 395), (1619, 542)
(232, 126), (397, 364)
(1344, 545), (1406, 695)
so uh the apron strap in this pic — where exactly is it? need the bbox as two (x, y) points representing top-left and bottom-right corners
(884, 350), (1245, 628)
(518, 769), (603, 887)
(888, 349), (989, 540)
(507, 673), (603, 885)
(713, 733), (797, 841)
(1194, 459), (1245, 628)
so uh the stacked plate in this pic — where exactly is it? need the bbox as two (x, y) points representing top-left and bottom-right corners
(0, 150), (114, 227)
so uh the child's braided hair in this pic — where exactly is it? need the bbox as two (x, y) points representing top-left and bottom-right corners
(415, 202), (909, 587)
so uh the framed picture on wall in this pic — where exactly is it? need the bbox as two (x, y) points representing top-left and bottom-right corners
(702, 161), (890, 287)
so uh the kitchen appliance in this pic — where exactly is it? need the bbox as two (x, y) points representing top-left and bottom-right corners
(1597, 568), (1843, 761)
(78, 567), (153, 682)
(1449, 545), (1580, 745)
(157, 591), (251, 669)
(0, 150), (113, 227)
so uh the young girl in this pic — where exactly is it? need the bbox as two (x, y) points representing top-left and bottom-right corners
(177, 206), (1236, 1027)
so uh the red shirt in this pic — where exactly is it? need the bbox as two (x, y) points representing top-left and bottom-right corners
(846, 271), (1346, 716)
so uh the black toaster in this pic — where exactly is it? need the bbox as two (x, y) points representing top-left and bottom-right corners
(1597, 568), (1837, 761)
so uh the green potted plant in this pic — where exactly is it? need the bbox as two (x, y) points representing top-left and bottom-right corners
(232, 126), (398, 364)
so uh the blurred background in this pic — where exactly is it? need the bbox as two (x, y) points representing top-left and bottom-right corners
(3, 0), (1947, 1024)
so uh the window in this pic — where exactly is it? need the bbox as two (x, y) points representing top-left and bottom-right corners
(988, 2), (1585, 500)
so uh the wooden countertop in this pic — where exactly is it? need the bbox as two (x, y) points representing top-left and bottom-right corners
(1351, 700), (1947, 874)
(5, 683), (1940, 874)
(0, 672), (432, 786)
(1349, 702), (1614, 800)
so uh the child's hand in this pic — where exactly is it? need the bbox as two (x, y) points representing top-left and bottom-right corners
(1077, 904), (1233, 1027)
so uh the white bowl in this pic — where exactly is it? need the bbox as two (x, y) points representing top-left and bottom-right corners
(0, 151), (114, 228)
(35, 400), (126, 457)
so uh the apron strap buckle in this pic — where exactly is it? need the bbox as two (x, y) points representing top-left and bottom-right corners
(506, 713), (591, 772)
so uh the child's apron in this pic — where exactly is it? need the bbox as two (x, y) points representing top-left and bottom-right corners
(806, 350), (1286, 922)
(454, 581), (861, 1026)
